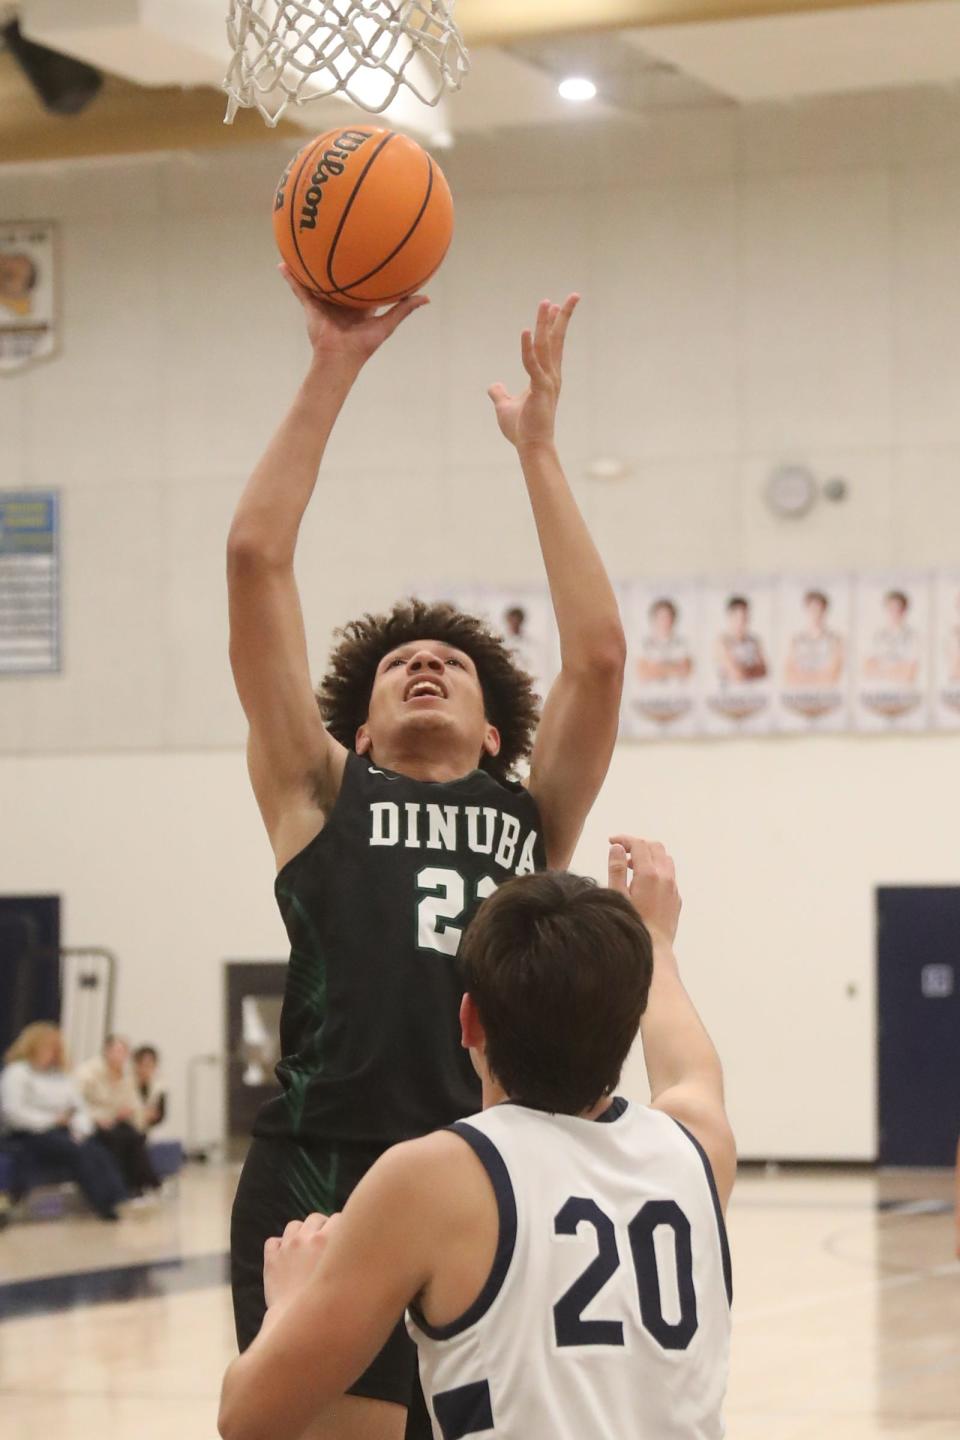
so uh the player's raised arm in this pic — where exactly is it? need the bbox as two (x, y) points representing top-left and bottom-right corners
(489, 296), (625, 869)
(227, 270), (427, 867)
(608, 837), (737, 1210)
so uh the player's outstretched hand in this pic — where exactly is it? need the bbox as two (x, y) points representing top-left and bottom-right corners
(263, 1211), (341, 1312)
(279, 263), (428, 368)
(488, 293), (579, 449)
(608, 836), (682, 946)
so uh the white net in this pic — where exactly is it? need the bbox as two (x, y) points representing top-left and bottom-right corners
(224, 0), (469, 126)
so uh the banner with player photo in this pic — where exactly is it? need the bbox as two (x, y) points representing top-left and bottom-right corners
(0, 222), (58, 374)
(621, 582), (700, 741)
(854, 575), (931, 732)
(476, 586), (559, 705)
(413, 571), (960, 745)
(700, 581), (775, 737)
(774, 576), (852, 733)
(932, 573), (960, 731)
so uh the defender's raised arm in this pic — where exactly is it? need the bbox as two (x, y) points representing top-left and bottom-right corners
(489, 296), (626, 869)
(609, 836), (736, 1209)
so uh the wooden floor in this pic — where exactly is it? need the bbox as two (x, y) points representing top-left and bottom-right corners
(1, 1164), (957, 1439)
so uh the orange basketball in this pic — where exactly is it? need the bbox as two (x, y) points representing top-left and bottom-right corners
(273, 126), (454, 309)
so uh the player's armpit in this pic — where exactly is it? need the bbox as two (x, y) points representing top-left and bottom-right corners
(651, 1087), (737, 1213)
(527, 655), (624, 869)
(227, 548), (347, 849)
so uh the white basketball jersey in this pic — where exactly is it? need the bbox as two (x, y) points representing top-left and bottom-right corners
(407, 1099), (731, 1440)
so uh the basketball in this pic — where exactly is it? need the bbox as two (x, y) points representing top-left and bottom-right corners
(272, 126), (454, 308)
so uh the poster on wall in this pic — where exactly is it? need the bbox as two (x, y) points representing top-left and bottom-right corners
(0, 222), (58, 374)
(700, 581), (775, 737)
(621, 581), (700, 740)
(480, 586), (559, 704)
(854, 576), (930, 732)
(932, 572), (960, 730)
(774, 576), (852, 733)
(0, 490), (60, 673)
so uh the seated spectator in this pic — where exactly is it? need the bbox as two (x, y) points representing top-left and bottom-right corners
(77, 1035), (160, 1197)
(132, 1045), (166, 1129)
(0, 1022), (128, 1221)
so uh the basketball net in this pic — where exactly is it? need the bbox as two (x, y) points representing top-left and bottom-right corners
(224, 0), (469, 126)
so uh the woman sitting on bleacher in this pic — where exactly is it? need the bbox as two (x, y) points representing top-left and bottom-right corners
(0, 1023), (128, 1221)
(77, 1035), (161, 1197)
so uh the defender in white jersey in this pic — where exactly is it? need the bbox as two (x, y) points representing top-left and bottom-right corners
(220, 839), (736, 1440)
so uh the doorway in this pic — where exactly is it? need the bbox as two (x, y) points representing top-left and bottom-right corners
(877, 886), (960, 1167)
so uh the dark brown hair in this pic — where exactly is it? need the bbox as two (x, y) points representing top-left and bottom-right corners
(460, 872), (654, 1115)
(317, 598), (540, 784)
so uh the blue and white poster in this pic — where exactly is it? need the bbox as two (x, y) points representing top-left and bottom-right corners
(0, 491), (60, 674)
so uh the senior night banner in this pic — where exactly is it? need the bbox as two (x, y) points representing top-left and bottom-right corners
(622, 582), (700, 740)
(854, 576), (931, 733)
(701, 581), (775, 737)
(774, 577), (852, 733)
(0, 222), (58, 374)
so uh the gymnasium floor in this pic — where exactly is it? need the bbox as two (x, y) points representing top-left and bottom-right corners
(1, 1164), (956, 1439)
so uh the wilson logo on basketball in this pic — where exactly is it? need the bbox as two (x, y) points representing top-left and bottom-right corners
(296, 130), (373, 231)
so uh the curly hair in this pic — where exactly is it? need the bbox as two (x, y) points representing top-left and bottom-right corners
(317, 598), (541, 784)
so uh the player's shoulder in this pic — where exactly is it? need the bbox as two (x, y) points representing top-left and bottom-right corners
(371, 1128), (486, 1186)
(370, 1129), (496, 1226)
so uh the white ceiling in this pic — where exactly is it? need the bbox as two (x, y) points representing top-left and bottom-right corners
(630, 0), (960, 103)
(11, 0), (960, 153)
(15, 0), (713, 144)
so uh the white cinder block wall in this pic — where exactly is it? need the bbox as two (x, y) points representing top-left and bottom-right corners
(3, 87), (960, 1156)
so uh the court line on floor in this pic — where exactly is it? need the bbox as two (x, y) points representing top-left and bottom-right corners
(0, 1250), (230, 1321)
(733, 1259), (958, 1327)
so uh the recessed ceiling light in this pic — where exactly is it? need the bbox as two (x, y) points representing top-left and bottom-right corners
(558, 77), (597, 102)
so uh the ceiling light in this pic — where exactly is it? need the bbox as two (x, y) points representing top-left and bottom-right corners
(558, 76), (597, 103)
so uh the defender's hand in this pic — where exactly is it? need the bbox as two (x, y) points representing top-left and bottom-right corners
(264, 1212), (341, 1312)
(608, 837), (682, 945)
(488, 294), (579, 449)
(280, 264), (428, 369)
